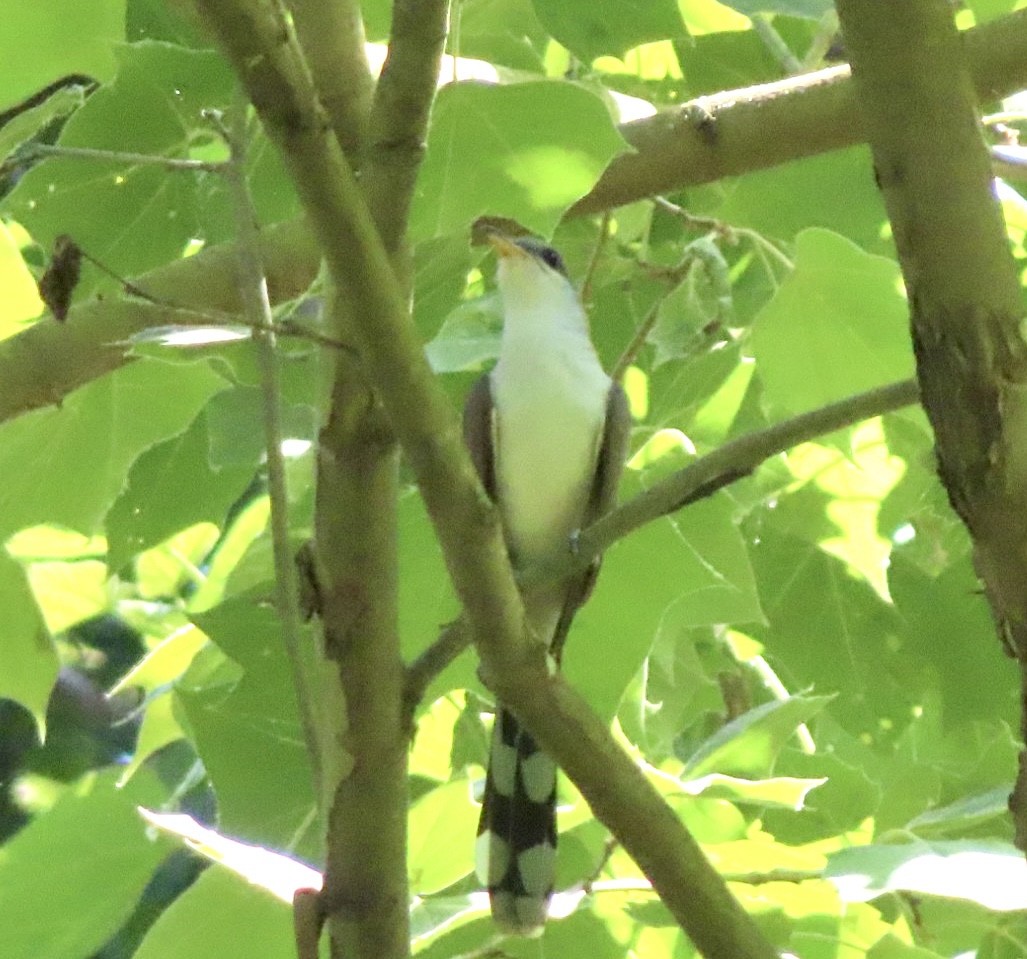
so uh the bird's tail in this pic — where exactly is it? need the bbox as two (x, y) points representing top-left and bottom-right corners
(475, 706), (557, 935)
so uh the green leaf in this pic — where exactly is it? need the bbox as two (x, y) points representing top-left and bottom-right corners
(747, 525), (922, 741)
(105, 405), (255, 571)
(0, 221), (43, 339)
(867, 934), (946, 959)
(25, 557), (109, 633)
(0, 2), (124, 105)
(566, 467), (763, 723)
(179, 599), (318, 857)
(0, 357), (227, 539)
(684, 694), (833, 778)
(827, 840), (1027, 911)
(3, 43), (234, 297)
(752, 229), (914, 416)
(0, 548), (57, 736)
(132, 865), (297, 959)
(907, 786), (1012, 838)
(0, 775), (169, 959)
(411, 81), (629, 242)
(720, 0), (833, 18)
(532, 0), (686, 61)
(679, 772), (826, 810)
(408, 780), (477, 894)
(0, 83), (88, 168)
(712, 149), (890, 254)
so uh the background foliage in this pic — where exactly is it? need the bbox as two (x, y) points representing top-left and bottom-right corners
(2, 1), (1026, 958)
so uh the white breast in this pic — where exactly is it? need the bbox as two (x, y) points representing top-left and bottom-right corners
(491, 318), (610, 565)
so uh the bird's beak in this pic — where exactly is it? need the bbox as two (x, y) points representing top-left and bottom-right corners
(487, 234), (528, 260)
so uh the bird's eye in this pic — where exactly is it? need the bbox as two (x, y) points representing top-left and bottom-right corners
(539, 247), (565, 272)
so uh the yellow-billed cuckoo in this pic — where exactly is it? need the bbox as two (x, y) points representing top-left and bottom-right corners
(464, 234), (631, 934)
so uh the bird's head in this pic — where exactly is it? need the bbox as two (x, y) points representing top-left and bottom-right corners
(487, 234), (576, 314)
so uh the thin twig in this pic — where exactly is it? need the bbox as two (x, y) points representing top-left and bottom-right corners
(26, 142), (228, 173)
(403, 619), (471, 720)
(750, 14), (803, 74)
(210, 101), (322, 799)
(580, 211), (611, 307)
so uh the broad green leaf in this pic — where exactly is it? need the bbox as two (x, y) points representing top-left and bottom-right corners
(827, 840), (1027, 911)
(0, 357), (227, 540)
(398, 490), (469, 708)
(0, 223), (43, 341)
(565, 462), (763, 723)
(679, 772), (826, 810)
(179, 599), (318, 856)
(0, 775), (169, 959)
(0, 548), (57, 735)
(449, 0), (550, 72)
(408, 780), (477, 894)
(113, 623), (208, 782)
(867, 934), (946, 959)
(132, 865), (296, 959)
(907, 786), (1012, 838)
(105, 405), (255, 571)
(720, 0), (833, 18)
(0, 1), (124, 105)
(752, 229), (914, 416)
(532, 0), (686, 62)
(0, 83), (88, 169)
(25, 558), (108, 633)
(2, 43), (234, 297)
(684, 694), (832, 778)
(411, 81), (629, 242)
(764, 743), (881, 845)
(712, 148), (890, 253)
(746, 525), (922, 741)
(888, 553), (1017, 728)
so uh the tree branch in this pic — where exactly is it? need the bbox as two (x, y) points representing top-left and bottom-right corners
(407, 378), (921, 704)
(286, 0), (373, 162)
(833, 0), (1027, 840)
(0, 217), (320, 422)
(363, 0), (450, 256)
(571, 8), (1027, 217)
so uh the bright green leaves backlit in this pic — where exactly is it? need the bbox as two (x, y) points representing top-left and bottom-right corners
(752, 228), (914, 414)
(532, 0), (686, 62)
(412, 81), (629, 241)
(0, 0), (124, 105)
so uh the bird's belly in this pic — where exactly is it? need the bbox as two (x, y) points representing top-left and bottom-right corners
(494, 390), (604, 564)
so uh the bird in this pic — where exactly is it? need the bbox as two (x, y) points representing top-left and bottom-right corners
(463, 233), (631, 934)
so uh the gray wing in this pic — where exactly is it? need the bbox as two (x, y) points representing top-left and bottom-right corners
(551, 381), (631, 658)
(463, 374), (497, 500)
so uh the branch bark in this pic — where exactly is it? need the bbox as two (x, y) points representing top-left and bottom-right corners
(833, 0), (1027, 839)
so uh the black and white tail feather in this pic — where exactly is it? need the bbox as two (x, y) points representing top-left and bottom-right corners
(462, 235), (632, 935)
(475, 707), (558, 934)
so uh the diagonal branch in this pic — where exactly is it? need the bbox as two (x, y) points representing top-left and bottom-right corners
(405, 378), (921, 706)
(363, 0), (451, 256)
(285, 0), (373, 162)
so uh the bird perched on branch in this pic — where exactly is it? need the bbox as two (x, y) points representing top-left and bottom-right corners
(464, 233), (631, 934)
